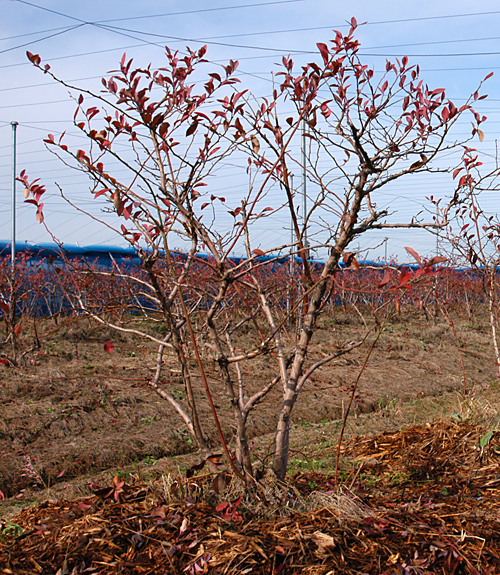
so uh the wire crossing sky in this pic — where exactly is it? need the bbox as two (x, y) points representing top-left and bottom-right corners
(0, 0), (499, 262)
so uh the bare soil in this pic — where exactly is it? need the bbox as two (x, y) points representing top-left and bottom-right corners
(0, 307), (497, 506)
(2, 306), (500, 573)
(2, 420), (500, 574)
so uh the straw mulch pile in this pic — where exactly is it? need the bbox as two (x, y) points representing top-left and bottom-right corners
(1, 420), (500, 574)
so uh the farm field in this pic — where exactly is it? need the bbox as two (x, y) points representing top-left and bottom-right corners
(1, 306), (500, 573)
(3, 3), (500, 573)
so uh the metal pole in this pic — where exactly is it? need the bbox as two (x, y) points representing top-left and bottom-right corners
(433, 205), (439, 320)
(11, 121), (18, 270)
(301, 105), (307, 258)
(290, 173), (294, 271)
(288, 174), (294, 324)
(436, 205), (439, 255)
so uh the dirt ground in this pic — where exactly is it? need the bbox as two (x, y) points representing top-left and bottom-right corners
(1, 305), (500, 573)
(0, 305), (498, 506)
(2, 420), (500, 574)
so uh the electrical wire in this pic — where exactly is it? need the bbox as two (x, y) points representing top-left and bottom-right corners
(94, 22), (312, 54)
(13, 0), (304, 24)
(360, 50), (500, 58)
(13, 3), (500, 31)
(0, 74), (104, 93)
(95, 0), (305, 22)
(359, 10), (500, 27)
(3, 2), (500, 254)
(0, 42), (151, 70)
(0, 99), (77, 110)
(0, 25), (75, 43)
(11, 1), (500, 63)
(9, 0), (311, 56)
(0, 24), (84, 55)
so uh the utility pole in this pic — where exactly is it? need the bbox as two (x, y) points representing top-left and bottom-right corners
(289, 173), (294, 269)
(288, 174), (294, 323)
(436, 205), (440, 255)
(11, 121), (18, 270)
(301, 104), (307, 258)
(434, 205), (439, 320)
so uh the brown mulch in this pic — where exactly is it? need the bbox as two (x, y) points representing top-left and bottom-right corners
(2, 420), (500, 574)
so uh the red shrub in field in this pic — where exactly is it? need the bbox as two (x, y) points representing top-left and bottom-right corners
(18, 19), (493, 481)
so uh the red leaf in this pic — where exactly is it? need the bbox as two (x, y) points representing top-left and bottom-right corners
(57, 469), (66, 478)
(377, 269), (391, 289)
(413, 267), (424, 280)
(349, 256), (360, 271)
(104, 342), (115, 353)
(485, 72), (494, 80)
(405, 246), (422, 266)
(425, 255), (447, 267)
(0, 359), (8, 366)
(94, 188), (110, 198)
(186, 459), (207, 478)
(252, 249), (265, 256)
(442, 107), (449, 122)
(0, 301), (9, 315)
(342, 252), (360, 270)
(186, 121), (198, 136)
(112, 475), (125, 489)
(13, 323), (22, 337)
(26, 51), (41, 65)
(317, 42), (329, 65)
(216, 501), (229, 512)
(398, 267), (412, 286)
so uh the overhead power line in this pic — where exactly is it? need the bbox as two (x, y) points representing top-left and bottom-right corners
(12, 0), (500, 30)
(66, 19), (500, 57)
(10, 1), (500, 60)
(95, 0), (305, 22)
(362, 10), (500, 26)
(13, 0), (304, 25)
(12, 0), (310, 59)
(0, 24), (84, 56)
(361, 50), (500, 58)
(0, 42), (151, 70)
(363, 35), (500, 51)
(93, 22), (312, 54)
(0, 75), (103, 93)
(0, 25), (77, 43)
(3, 18), (500, 74)
(4, 10), (500, 49)
(0, 98), (82, 110)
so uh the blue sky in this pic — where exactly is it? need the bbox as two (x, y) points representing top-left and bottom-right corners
(0, 0), (499, 261)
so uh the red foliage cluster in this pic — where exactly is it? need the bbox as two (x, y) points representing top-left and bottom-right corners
(0, 249), (489, 324)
